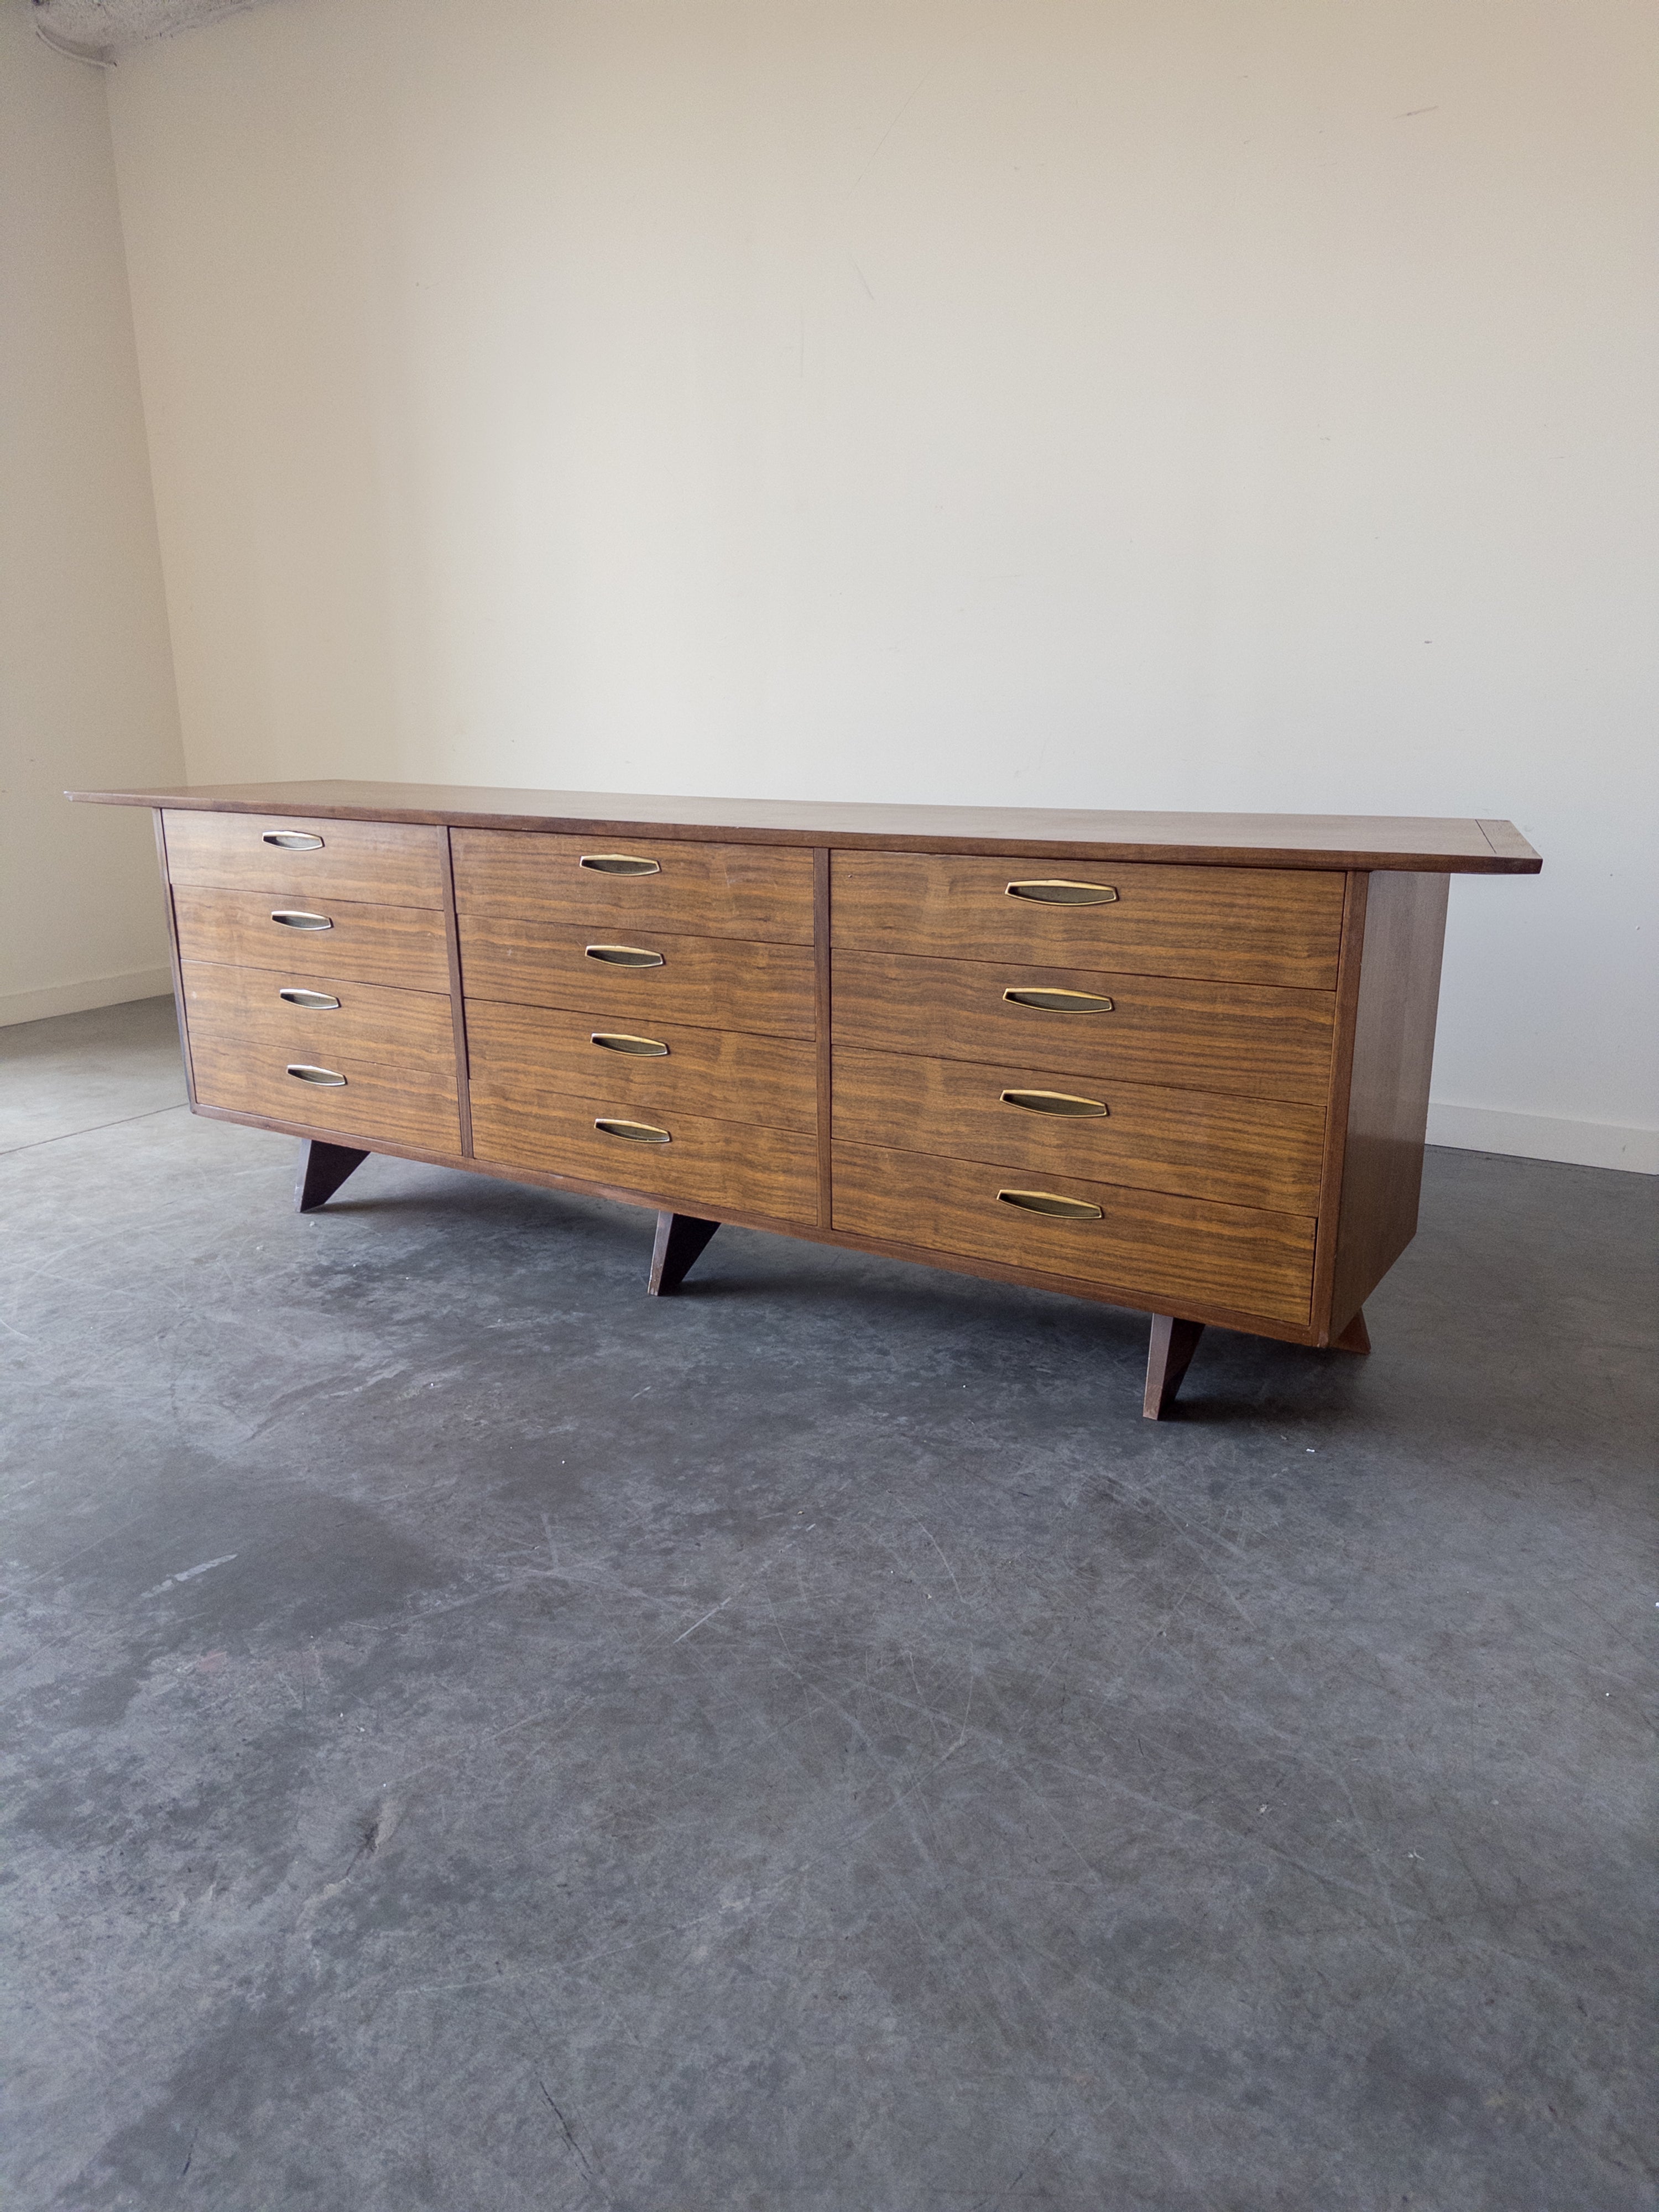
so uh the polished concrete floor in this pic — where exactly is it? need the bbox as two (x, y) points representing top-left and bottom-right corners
(2, 997), (1653, 2212)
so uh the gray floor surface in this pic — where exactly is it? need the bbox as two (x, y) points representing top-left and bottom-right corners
(2, 995), (1653, 2212)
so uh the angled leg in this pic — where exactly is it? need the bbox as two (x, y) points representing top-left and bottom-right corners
(295, 1140), (369, 1213)
(1143, 1314), (1205, 1420)
(648, 1211), (721, 1296)
(1331, 1307), (1371, 1354)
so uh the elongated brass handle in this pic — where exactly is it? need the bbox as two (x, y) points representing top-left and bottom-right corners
(1003, 987), (1113, 1013)
(997, 1188), (1103, 1220)
(287, 1063), (347, 1087)
(595, 1117), (671, 1144)
(591, 1032), (669, 1056)
(585, 943), (664, 967)
(1001, 1088), (1108, 1118)
(279, 988), (341, 1010)
(1006, 879), (1117, 905)
(580, 853), (661, 876)
(271, 909), (332, 931)
(263, 831), (324, 850)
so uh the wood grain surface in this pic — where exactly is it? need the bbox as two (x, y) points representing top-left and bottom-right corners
(154, 812), (196, 1105)
(184, 1098), (1331, 1344)
(471, 1092), (817, 1222)
(459, 918), (815, 1038)
(172, 886), (452, 992)
(181, 961), (460, 1151)
(832, 951), (1336, 1103)
(439, 827), (474, 1156)
(832, 852), (1344, 987)
(452, 828), (813, 942)
(832, 1046), (1326, 1212)
(1329, 872), (1451, 1333)
(832, 1140), (1316, 1326)
(74, 781), (1542, 873)
(466, 999), (817, 1134)
(813, 848), (833, 1226)
(163, 809), (446, 907)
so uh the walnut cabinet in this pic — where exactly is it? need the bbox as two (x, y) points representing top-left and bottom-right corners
(73, 782), (1541, 1416)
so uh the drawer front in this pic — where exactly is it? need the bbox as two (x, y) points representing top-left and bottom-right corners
(459, 918), (815, 1039)
(164, 810), (447, 909)
(833, 1140), (1316, 1327)
(466, 1000), (816, 1135)
(471, 1092), (817, 1223)
(173, 886), (451, 993)
(833, 952), (1335, 1104)
(833, 852), (1344, 989)
(181, 962), (460, 1151)
(833, 1047), (1324, 1213)
(452, 830), (815, 944)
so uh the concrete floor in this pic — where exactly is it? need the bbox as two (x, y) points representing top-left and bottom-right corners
(2, 996), (1653, 2212)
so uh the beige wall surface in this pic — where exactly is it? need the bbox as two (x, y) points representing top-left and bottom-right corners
(106, 0), (1656, 1165)
(0, 6), (185, 1025)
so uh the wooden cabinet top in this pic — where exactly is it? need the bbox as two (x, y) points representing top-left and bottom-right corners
(69, 779), (1541, 873)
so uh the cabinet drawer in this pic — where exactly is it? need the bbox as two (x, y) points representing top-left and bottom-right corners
(458, 917), (815, 1039)
(466, 1000), (816, 1135)
(164, 810), (447, 909)
(452, 830), (815, 944)
(833, 952), (1335, 1104)
(833, 1140), (1315, 1327)
(173, 886), (451, 993)
(181, 962), (460, 1151)
(471, 1092), (817, 1224)
(833, 852), (1344, 989)
(833, 1047), (1324, 1213)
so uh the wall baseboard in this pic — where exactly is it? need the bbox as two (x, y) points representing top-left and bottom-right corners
(0, 967), (174, 1028)
(1427, 1102), (1658, 1175)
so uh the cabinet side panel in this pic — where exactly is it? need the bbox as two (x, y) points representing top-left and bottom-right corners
(153, 808), (196, 1105)
(440, 827), (473, 1157)
(1329, 872), (1450, 1333)
(814, 847), (832, 1226)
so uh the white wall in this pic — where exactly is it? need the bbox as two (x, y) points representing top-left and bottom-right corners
(0, 4), (185, 1025)
(105, 0), (1656, 1165)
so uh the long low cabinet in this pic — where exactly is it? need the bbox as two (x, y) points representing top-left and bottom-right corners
(74, 781), (1541, 1416)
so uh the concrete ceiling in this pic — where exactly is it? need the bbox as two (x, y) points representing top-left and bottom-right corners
(29, 0), (285, 61)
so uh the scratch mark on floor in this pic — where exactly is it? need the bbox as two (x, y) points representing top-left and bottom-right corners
(536, 2077), (611, 2205)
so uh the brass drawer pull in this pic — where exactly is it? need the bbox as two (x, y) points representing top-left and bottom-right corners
(1003, 986), (1113, 1014)
(287, 1063), (347, 1087)
(279, 988), (341, 1010)
(263, 831), (324, 850)
(1001, 1088), (1108, 1118)
(585, 943), (664, 968)
(591, 1032), (669, 1056)
(997, 1188), (1103, 1220)
(580, 853), (661, 876)
(1006, 879), (1117, 905)
(595, 1117), (671, 1144)
(271, 909), (333, 931)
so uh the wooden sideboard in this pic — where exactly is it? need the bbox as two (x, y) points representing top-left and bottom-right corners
(71, 782), (1540, 1415)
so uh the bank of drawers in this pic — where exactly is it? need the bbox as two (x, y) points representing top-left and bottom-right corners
(181, 962), (460, 1151)
(165, 810), (1347, 1323)
(164, 810), (460, 1151)
(828, 851), (1339, 1326)
(455, 831), (818, 1223)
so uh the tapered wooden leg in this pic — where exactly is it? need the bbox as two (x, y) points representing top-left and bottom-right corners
(295, 1140), (369, 1213)
(648, 1211), (721, 1296)
(1143, 1314), (1205, 1419)
(1330, 1307), (1371, 1354)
